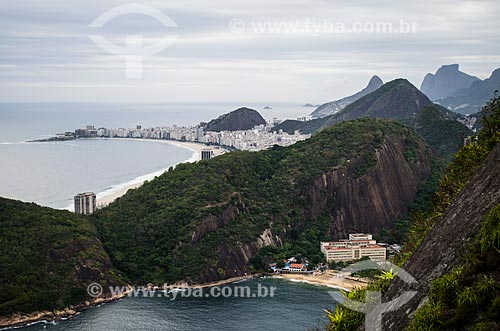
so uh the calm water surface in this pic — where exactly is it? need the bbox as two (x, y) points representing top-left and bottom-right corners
(17, 279), (336, 331)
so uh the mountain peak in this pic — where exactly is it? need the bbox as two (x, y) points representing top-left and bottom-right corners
(420, 64), (479, 100)
(437, 63), (460, 73)
(367, 75), (384, 89)
(204, 107), (266, 132)
(325, 78), (431, 124)
(490, 67), (500, 80)
(436, 66), (500, 114)
(386, 78), (416, 87)
(310, 75), (384, 118)
(375, 78), (425, 95)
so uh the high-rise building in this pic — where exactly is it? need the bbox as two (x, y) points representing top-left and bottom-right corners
(201, 149), (214, 160)
(74, 192), (96, 215)
(195, 126), (204, 141)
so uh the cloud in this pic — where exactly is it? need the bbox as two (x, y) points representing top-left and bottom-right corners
(0, 0), (499, 104)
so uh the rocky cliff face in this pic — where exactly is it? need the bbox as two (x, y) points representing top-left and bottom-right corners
(305, 135), (431, 240)
(380, 143), (500, 331)
(197, 227), (284, 283)
(420, 64), (479, 101)
(189, 192), (286, 282)
(189, 131), (433, 283)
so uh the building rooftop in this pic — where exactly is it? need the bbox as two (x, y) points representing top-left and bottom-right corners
(324, 244), (384, 251)
(289, 263), (306, 269)
(75, 192), (96, 196)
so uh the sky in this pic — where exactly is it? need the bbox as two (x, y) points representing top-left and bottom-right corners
(0, 0), (499, 104)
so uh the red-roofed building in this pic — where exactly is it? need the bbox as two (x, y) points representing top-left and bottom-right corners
(289, 263), (307, 272)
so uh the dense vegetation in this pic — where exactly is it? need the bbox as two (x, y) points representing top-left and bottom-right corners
(324, 93), (500, 331)
(320, 79), (430, 127)
(92, 119), (430, 285)
(407, 205), (500, 330)
(400, 93), (500, 264)
(411, 104), (472, 158)
(0, 199), (123, 316)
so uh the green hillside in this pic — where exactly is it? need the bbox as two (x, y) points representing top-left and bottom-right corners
(0, 199), (124, 316)
(321, 80), (471, 158)
(92, 119), (434, 285)
(321, 79), (430, 126)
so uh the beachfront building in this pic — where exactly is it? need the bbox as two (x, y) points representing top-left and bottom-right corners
(201, 149), (214, 160)
(321, 234), (386, 262)
(74, 192), (96, 215)
(90, 123), (310, 152)
(288, 263), (308, 272)
(281, 262), (311, 274)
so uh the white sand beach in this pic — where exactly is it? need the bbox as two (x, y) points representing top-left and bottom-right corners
(96, 139), (227, 207)
(278, 273), (368, 291)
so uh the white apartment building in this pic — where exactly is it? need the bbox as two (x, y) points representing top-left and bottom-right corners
(74, 192), (96, 215)
(321, 233), (386, 262)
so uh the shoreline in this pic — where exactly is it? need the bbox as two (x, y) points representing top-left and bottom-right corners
(0, 287), (132, 330)
(275, 273), (368, 291)
(164, 273), (262, 290)
(0, 273), (365, 329)
(0, 275), (257, 330)
(164, 272), (366, 292)
(62, 138), (228, 209)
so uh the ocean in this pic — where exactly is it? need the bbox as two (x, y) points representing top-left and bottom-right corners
(14, 279), (337, 331)
(0, 102), (309, 209)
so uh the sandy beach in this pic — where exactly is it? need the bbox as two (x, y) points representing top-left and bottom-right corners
(96, 139), (227, 207)
(277, 273), (368, 291)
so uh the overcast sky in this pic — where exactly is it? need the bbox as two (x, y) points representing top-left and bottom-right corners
(0, 0), (499, 104)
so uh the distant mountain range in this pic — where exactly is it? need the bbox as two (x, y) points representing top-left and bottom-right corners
(309, 64), (499, 119)
(420, 64), (479, 100)
(203, 107), (266, 132)
(435, 68), (500, 115)
(275, 79), (471, 158)
(310, 75), (384, 118)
